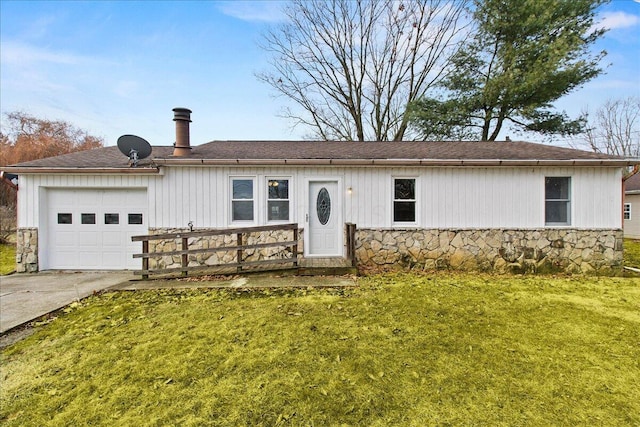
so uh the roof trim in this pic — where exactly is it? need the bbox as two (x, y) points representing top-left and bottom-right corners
(152, 158), (635, 167)
(1, 167), (161, 175)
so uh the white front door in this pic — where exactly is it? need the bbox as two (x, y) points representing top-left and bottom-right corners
(308, 181), (342, 256)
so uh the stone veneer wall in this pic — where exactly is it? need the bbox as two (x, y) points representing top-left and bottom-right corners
(16, 227), (39, 273)
(355, 228), (623, 275)
(147, 228), (303, 270)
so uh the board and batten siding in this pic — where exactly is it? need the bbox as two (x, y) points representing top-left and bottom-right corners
(16, 174), (158, 228)
(18, 165), (623, 230)
(153, 165), (622, 229)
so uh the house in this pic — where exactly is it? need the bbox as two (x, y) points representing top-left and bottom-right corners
(3, 108), (636, 275)
(624, 172), (640, 239)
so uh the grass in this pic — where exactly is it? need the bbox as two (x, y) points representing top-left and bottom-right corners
(1, 273), (639, 426)
(0, 243), (16, 275)
(624, 238), (640, 268)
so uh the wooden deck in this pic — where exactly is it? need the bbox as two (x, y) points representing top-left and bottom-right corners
(298, 257), (357, 276)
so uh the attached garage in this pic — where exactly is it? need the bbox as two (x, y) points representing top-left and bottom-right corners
(42, 188), (148, 270)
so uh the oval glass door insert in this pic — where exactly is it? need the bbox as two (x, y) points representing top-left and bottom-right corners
(316, 187), (331, 225)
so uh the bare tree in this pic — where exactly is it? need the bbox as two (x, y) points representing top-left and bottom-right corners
(0, 111), (103, 166)
(257, 0), (470, 141)
(582, 97), (640, 158)
(0, 111), (104, 242)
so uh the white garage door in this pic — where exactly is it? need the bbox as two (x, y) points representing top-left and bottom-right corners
(45, 188), (148, 270)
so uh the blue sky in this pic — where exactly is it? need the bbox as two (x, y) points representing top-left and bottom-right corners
(1, 0), (639, 147)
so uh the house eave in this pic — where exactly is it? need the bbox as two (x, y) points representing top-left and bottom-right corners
(151, 158), (636, 167)
(1, 167), (161, 174)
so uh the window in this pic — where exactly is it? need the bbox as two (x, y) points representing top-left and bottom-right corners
(624, 203), (631, 220)
(545, 177), (571, 225)
(267, 179), (290, 221)
(128, 213), (143, 225)
(394, 178), (416, 223)
(81, 213), (96, 224)
(316, 187), (331, 225)
(104, 213), (120, 224)
(231, 178), (254, 221)
(57, 213), (72, 224)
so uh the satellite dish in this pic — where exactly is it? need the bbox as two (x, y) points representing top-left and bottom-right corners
(117, 135), (152, 166)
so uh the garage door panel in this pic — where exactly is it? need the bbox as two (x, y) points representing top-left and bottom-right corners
(53, 231), (76, 247)
(102, 252), (123, 268)
(78, 192), (100, 207)
(78, 253), (101, 268)
(50, 250), (76, 269)
(102, 231), (124, 246)
(78, 231), (100, 245)
(46, 188), (147, 270)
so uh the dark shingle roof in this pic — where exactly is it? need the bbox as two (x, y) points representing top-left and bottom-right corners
(3, 140), (635, 172)
(174, 140), (623, 161)
(3, 146), (173, 169)
(625, 172), (640, 193)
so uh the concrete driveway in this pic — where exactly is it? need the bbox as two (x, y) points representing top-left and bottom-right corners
(0, 271), (133, 333)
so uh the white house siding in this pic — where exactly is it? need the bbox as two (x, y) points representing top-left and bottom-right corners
(16, 165), (623, 273)
(624, 193), (640, 239)
(149, 165), (622, 230)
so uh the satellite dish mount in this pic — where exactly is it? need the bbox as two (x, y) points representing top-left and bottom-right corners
(117, 135), (152, 167)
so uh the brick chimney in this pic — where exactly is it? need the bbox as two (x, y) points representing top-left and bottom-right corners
(172, 107), (192, 156)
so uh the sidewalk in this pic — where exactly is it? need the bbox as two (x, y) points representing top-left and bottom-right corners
(0, 271), (133, 334)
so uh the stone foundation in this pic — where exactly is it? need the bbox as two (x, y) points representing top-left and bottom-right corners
(147, 227), (303, 270)
(16, 228), (38, 273)
(355, 228), (623, 275)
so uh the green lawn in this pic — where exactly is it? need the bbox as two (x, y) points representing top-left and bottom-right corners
(0, 243), (16, 275)
(624, 238), (640, 268)
(1, 273), (639, 426)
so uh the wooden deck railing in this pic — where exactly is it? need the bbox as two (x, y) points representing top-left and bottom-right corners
(346, 222), (357, 267)
(132, 224), (299, 278)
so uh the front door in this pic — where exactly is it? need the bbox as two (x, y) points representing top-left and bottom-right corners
(308, 181), (342, 256)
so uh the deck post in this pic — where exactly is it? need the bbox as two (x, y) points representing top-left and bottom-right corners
(346, 223), (356, 267)
(142, 240), (149, 280)
(292, 227), (298, 267)
(181, 237), (188, 277)
(237, 232), (243, 273)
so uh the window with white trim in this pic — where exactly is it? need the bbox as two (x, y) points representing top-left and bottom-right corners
(624, 203), (631, 220)
(545, 177), (571, 226)
(231, 178), (255, 222)
(267, 178), (290, 221)
(393, 178), (416, 223)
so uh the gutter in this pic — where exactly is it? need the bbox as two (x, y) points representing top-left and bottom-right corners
(4, 158), (637, 173)
(151, 158), (638, 167)
(0, 167), (161, 174)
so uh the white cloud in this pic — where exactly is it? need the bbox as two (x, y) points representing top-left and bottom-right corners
(216, 1), (287, 23)
(599, 11), (640, 30)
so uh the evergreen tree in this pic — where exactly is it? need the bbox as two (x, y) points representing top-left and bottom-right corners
(409, 0), (608, 141)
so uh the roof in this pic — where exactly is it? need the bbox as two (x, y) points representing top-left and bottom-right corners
(2, 140), (637, 174)
(2, 146), (174, 173)
(625, 172), (640, 194)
